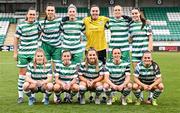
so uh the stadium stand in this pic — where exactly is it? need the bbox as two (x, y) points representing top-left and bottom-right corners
(4, 24), (16, 45)
(143, 7), (180, 41)
(100, 7), (109, 16)
(0, 13), (16, 23)
(0, 21), (9, 45)
(2, 6), (180, 46)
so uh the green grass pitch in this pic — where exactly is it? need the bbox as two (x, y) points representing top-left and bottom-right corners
(0, 52), (180, 113)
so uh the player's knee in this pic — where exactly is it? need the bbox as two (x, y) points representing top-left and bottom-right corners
(71, 84), (79, 92)
(53, 84), (60, 92)
(158, 83), (164, 90)
(29, 83), (37, 89)
(96, 85), (103, 91)
(127, 83), (133, 89)
(79, 81), (86, 86)
(133, 83), (139, 90)
(103, 83), (109, 90)
(95, 82), (102, 87)
(23, 82), (30, 91)
(79, 85), (86, 91)
(46, 83), (53, 91)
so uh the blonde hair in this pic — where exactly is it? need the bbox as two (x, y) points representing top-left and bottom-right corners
(33, 48), (47, 71)
(68, 4), (77, 11)
(85, 47), (99, 72)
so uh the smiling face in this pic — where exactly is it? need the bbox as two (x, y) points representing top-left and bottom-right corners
(112, 48), (121, 63)
(62, 51), (71, 65)
(87, 50), (98, 65)
(46, 6), (55, 19)
(113, 5), (122, 19)
(35, 52), (44, 65)
(142, 52), (152, 66)
(68, 7), (77, 21)
(131, 8), (141, 21)
(90, 6), (100, 20)
(26, 10), (36, 23)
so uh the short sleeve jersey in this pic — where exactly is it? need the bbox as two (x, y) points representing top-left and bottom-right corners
(15, 21), (39, 55)
(83, 16), (109, 51)
(106, 60), (130, 85)
(26, 62), (52, 80)
(134, 61), (161, 85)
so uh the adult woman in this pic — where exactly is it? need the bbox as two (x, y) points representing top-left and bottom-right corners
(133, 51), (164, 106)
(54, 50), (79, 104)
(104, 48), (132, 105)
(83, 5), (109, 65)
(78, 47), (105, 104)
(129, 8), (153, 69)
(23, 48), (53, 105)
(61, 4), (84, 64)
(14, 7), (39, 103)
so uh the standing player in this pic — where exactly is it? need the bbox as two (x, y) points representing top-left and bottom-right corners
(38, 3), (68, 102)
(78, 47), (105, 104)
(129, 7), (153, 68)
(108, 5), (132, 63)
(103, 48), (132, 105)
(129, 7), (153, 102)
(106, 5), (133, 103)
(83, 5), (109, 102)
(14, 7), (39, 103)
(23, 48), (53, 105)
(83, 5), (109, 65)
(133, 51), (164, 106)
(61, 4), (85, 64)
(53, 50), (79, 104)
(38, 3), (62, 63)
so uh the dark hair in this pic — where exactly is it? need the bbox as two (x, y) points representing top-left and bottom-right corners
(142, 50), (158, 72)
(41, 2), (56, 35)
(142, 50), (152, 60)
(90, 4), (99, 10)
(112, 48), (122, 59)
(25, 7), (36, 21)
(143, 50), (151, 55)
(46, 2), (55, 9)
(132, 7), (146, 30)
(62, 50), (72, 59)
(112, 48), (121, 53)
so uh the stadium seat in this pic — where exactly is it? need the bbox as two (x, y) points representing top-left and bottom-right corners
(144, 7), (180, 41)
(0, 21), (10, 45)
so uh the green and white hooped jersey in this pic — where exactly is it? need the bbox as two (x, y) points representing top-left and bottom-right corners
(26, 62), (52, 80)
(78, 61), (105, 80)
(55, 62), (77, 82)
(38, 17), (62, 47)
(15, 21), (39, 55)
(134, 61), (161, 85)
(61, 20), (85, 54)
(129, 21), (152, 58)
(108, 17), (130, 52)
(105, 60), (130, 85)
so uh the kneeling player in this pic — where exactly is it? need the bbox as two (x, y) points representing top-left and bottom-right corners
(133, 51), (164, 106)
(104, 48), (132, 105)
(53, 50), (79, 104)
(23, 49), (53, 105)
(78, 47), (105, 105)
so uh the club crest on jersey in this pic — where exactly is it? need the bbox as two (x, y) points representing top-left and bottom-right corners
(99, 21), (103, 25)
